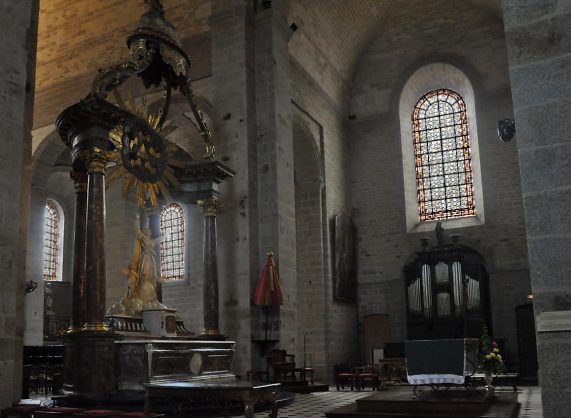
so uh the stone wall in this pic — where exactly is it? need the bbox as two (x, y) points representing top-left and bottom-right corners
(210, 0), (258, 375)
(0, 0), (39, 409)
(502, 1), (571, 416)
(290, 54), (357, 381)
(293, 117), (327, 379)
(350, 0), (530, 368)
(25, 135), (74, 345)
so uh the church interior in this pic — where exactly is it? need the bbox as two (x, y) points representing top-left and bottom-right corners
(1, 0), (570, 417)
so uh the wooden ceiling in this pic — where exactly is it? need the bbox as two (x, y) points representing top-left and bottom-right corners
(33, 0), (502, 129)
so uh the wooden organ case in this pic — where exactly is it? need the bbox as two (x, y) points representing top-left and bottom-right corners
(404, 234), (491, 340)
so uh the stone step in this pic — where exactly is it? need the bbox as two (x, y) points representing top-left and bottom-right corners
(326, 391), (520, 418)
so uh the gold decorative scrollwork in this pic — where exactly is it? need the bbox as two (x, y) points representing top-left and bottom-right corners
(79, 147), (109, 174)
(198, 197), (222, 217)
(82, 322), (109, 332)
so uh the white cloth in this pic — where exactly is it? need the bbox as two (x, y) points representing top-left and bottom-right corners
(407, 373), (465, 385)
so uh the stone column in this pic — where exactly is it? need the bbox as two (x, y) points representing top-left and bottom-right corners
(0, 0), (39, 408)
(502, 1), (571, 416)
(83, 149), (109, 332)
(198, 197), (222, 337)
(69, 171), (88, 332)
(254, 5), (297, 355)
(211, 0), (257, 373)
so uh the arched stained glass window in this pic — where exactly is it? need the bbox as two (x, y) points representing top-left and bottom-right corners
(160, 203), (185, 281)
(43, 201), (60, 281)
(412, 89), (476, 221)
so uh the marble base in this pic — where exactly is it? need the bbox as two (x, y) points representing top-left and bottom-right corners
(116, 339), (235, 391)
(63, 332), (117, 396)
(63, 334), (235, 397)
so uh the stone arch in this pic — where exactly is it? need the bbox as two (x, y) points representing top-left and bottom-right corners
(31, 129), (68, 185)
(398, 62), (485, 232)
(25, 130), (75, 345)
(292, 115), (327, 380)
(159, 94), (216, 160)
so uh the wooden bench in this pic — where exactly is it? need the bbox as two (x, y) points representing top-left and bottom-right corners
(143, 378), (280, 418)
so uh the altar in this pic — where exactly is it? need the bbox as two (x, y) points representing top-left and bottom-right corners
(405, 338), (479, 386)
(55, 0), (239, 404)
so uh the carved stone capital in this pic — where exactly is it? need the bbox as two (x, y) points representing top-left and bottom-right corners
(197, 197), (222, 217)
(70, 171), (88, 193)
(81, 148), (109, 174)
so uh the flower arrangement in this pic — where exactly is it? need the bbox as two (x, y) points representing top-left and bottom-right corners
(480, 325), (505, 373)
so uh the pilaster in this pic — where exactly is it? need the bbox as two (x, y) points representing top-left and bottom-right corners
(210, 0), (258, 374)
(254, 6), (298, 357)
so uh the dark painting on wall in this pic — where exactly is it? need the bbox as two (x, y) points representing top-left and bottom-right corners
(333, 213), (356, 302)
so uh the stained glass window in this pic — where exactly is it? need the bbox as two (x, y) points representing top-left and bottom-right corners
(43, 201), (60, 281)
(160, 203), (185, 281)
(412, 89), (476, 221)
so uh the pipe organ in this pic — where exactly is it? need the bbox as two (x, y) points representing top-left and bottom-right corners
(404, 235), (490, 340)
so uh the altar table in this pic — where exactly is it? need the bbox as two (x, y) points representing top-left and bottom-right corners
(143, 379), (280, 418)
(405, 339), (478, 385)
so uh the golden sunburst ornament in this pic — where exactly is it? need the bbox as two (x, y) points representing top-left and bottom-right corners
(107, 90), (183, 208)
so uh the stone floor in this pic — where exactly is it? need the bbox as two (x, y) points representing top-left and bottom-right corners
(26, 385), (543, 417)
(253, 385), (543, 418)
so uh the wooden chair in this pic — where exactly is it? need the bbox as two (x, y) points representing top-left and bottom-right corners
(334, 364), (357, 391)
(294, 366), (314, 384)
(355, 365), (379, 391)
(266, 349), (296, 382)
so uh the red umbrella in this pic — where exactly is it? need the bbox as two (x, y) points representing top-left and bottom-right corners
(254, 251), (284, 306)
(254, 251), (284, 340)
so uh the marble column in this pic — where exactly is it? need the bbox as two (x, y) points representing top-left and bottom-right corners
(69, 171), (88, 332)
(83, 149), (109, 332)
(198, 197), (222, 337)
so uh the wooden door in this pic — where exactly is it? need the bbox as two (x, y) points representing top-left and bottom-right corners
(363, 314), (391, 364)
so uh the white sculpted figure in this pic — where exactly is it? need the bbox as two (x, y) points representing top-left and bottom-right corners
(108, 215), (166, 317)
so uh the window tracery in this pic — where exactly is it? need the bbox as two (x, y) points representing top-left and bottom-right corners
(412, 89), (476, 221)
(43, 201), (60, 281)
(160, 203), (185, 281)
